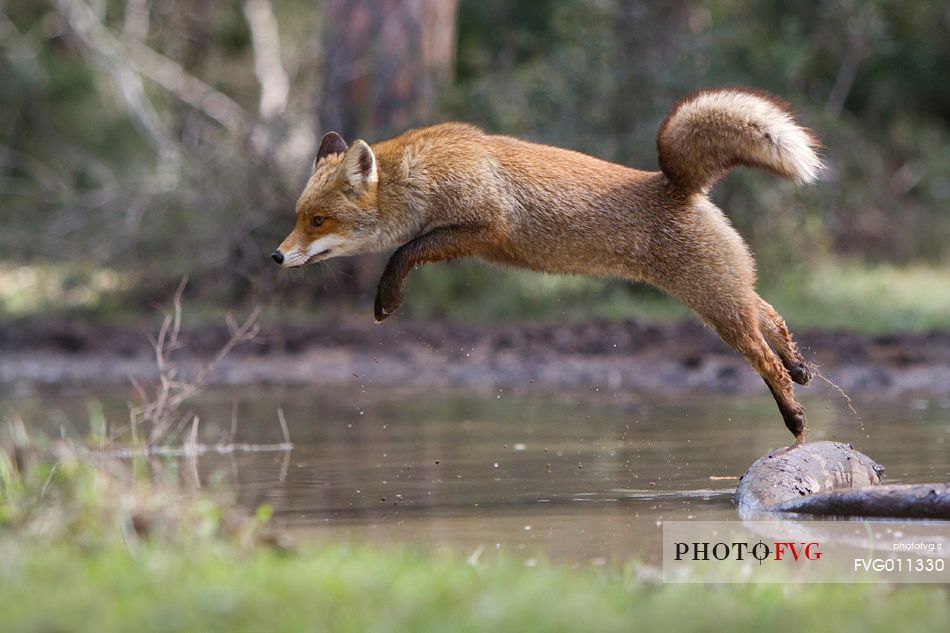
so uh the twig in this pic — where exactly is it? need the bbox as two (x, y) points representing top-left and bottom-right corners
(186, 415), (200, 454)
(129, 279), (261, 448)
(98, 442), (293, 459)
(229, 400), (239, 444)
(276, 407), (291, 445)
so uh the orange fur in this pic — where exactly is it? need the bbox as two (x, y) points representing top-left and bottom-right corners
(275, 88), (823, 439)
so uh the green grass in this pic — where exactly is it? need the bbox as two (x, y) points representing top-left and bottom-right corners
(2, 259), (949, 333)
(401, 260), (688, 323)
(765, 262), (950, 334)
(3, 540), (948, 633)
(2, 445), (948, 633)
(402, 258), (950, 333)
(0, 262), (129, 317)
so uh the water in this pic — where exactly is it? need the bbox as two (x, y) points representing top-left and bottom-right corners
(4, 384), (949, 565)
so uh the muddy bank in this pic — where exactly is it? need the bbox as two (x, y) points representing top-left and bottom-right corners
(1, 318), (948, 396)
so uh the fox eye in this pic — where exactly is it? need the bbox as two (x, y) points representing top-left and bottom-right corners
(310, 215), (326, 228)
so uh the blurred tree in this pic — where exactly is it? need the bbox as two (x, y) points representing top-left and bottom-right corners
(448, 0), (950, 271)
(319, 0), (458, 140)
(0, 0), (947, 320)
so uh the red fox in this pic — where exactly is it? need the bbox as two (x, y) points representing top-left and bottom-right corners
(273, 88), (822, 440)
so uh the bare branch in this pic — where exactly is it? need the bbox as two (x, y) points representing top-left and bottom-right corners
(243, 0), (290, 120)
(122, 0), (149, 39)
(57, 0), (250, 139)
(123, 38), (251, 134)
(0, 9), (45, 78)
(824, 2), (882, 117)
(55, 0), (177, 158)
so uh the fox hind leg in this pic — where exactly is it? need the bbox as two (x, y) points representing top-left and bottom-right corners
(653, 199), (808, 439)
(758, 298), (811, 386)
(703, 302), (808, 440)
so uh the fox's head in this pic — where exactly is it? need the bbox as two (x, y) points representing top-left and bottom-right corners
(272, 132), (383, 268)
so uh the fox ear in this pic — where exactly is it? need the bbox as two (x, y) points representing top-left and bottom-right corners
(339, 140), (377, 192)
(313, 132), (348, 170)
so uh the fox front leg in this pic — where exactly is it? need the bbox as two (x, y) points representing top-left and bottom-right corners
(374, 225), (493, 322)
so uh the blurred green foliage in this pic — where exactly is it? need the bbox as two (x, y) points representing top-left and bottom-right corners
(449, 0), (950, 265)
(0, 0), (947, 326)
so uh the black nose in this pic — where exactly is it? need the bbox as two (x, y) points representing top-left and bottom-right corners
(271, 250), (284, 264)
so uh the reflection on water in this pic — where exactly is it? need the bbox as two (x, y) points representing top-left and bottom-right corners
(4, 383), (949, 565)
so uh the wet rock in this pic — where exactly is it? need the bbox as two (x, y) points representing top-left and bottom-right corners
(735, 440), (950, 519)
(735, 441), (883, 516)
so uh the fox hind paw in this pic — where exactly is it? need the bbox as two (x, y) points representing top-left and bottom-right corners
(784, 409), (807, 439)
(788, 362), (812, 386)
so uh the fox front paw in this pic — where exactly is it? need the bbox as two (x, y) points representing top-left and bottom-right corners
(374, 284), (403, 323)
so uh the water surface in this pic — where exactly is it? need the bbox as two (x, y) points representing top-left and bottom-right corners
(5, 384), (948, 565)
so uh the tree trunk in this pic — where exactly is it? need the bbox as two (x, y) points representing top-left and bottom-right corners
(319, 0), (459, 141)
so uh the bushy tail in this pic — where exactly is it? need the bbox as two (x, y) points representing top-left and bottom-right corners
(656, 88), (822, 195)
